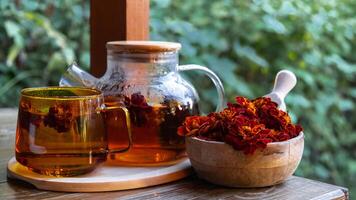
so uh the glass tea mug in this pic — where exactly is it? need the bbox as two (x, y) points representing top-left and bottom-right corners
(15, 87), (132, 176)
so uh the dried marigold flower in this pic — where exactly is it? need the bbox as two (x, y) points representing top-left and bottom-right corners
(43, 104), (74, 133)
(124, 92), (153, 126)
(177, 96), (303, 154)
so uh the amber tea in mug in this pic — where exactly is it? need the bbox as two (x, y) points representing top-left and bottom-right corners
(15, 87), (131, 176)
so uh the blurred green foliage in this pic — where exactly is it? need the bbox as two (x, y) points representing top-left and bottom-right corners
(151, 0), (356, 193)
(0, 0), (89, 106)
(0, 0), (355, 194)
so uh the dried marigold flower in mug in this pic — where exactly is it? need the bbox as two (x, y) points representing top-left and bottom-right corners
(43, 104), (75, 133)
(177, 96), (303, 154)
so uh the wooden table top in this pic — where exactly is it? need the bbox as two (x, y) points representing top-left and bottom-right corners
(0, 108), (349, 200)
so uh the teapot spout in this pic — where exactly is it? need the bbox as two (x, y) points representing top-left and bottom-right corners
(59, 63), (98, 88)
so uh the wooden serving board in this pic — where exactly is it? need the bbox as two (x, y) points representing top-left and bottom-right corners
(7, 157), (192, 192)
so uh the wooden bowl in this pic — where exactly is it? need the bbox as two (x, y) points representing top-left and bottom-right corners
(186, 132), (304, 188)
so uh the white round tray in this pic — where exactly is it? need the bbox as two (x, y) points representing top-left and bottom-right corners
(7, 157), (192, 192)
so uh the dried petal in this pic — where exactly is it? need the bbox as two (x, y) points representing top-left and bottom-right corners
(178, 96), (303, 155)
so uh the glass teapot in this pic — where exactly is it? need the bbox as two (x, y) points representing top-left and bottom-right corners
(60, 41), (225, 166)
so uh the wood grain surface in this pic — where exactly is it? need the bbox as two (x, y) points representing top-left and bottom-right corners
(90, 0), (149, 77)
(186, 133), (304, 188)
(7, 157), (192, 192)
(0, 108), (349, 200)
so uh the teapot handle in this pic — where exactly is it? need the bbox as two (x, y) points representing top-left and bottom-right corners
(178, 64), (225, 112)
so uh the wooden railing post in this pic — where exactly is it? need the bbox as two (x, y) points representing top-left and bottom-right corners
(90, 0), (149, 77)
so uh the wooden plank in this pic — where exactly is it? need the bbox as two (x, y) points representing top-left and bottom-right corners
(0, 109), (349, 200)
(90, 0), (149, 77)
(0, 176), (348, 200)
(126, 0), (149, 40)
(101, 176), (348, 200)
(0, 149), (13, 183)
(0, 108), (17, 183)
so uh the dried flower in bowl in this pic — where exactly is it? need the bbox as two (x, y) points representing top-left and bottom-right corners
(179, 96), (304, 187)
(178, 96), (303, 154)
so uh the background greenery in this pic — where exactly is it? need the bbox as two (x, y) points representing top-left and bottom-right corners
(0, 0), (355, 194)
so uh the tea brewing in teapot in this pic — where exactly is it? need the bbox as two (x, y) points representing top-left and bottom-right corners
(60, 41), (224, 166)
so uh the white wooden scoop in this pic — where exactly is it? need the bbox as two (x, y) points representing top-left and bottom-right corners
(264, 70), (297, 111)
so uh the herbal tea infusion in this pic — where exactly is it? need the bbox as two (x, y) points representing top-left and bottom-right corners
(105, 93), (198, 165)
(15, 87), (131, 176)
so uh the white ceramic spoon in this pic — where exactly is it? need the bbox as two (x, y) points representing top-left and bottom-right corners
(264, 70), (297, 111)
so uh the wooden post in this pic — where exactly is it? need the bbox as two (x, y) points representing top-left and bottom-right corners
(90, 0), (149, 77)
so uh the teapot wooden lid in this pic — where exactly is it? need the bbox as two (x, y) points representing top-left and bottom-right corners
(106, 41), (181, 53)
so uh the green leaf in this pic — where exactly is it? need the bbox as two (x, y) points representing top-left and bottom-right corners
(262, 15), (287, 34)
(325, 54), (356, 75)
(4, 21), (21, 37)
(0, 71), (34, 97)
(350, 89), (356, 98)
(6, 44), (22, 66)
(233, 41), (268, 68)
(286, 94), (311, 108)
(337, 99), (354, 111)
(47, 52), (66, 72)
(278, 1), (297, 16)
(315, 165), (330, 179)
(154, 0), (171, 8)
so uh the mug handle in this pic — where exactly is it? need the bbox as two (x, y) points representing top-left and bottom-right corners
(178, 64), (225, 112)
(101, 106), (132, 153)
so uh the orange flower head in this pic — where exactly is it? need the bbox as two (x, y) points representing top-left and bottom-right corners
(178, 96), (303, 154)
